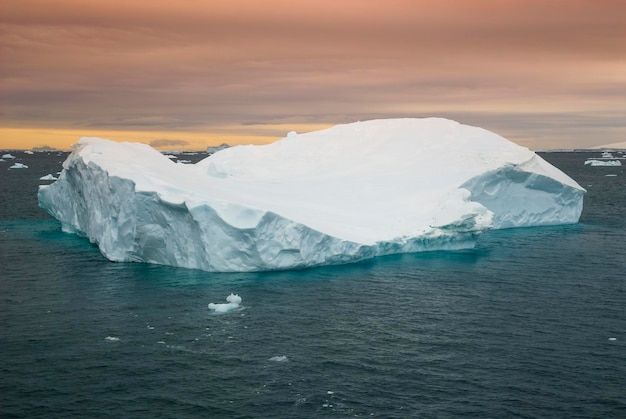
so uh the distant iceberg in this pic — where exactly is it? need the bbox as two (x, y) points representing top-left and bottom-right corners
(40, 174), (58, 180)
(9, 162), (28, 169)
(584, 159), (622, 167)
(2, 153), (16, 159)
(38, 118), (585, 272)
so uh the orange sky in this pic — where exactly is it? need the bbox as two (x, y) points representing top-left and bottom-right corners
(1, 0), (625, 150)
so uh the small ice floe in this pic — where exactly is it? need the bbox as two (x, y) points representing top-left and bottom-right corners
(0, 159), (4, 162)
(24, 150), (34, 155)
(609, 337), (617, 341)
(105, 336), (120, 342)
(269, 355), (289, 362)
(605, 174), (618, 177)
(208, 293), (242, 313)
(584, 159), (622, 167)
(164, 154), (177, 159)
(176, 159), (192, 164)
(2, 153), (15, 159)
(9, 163), (28, 169)
(39, 174), (58, 180)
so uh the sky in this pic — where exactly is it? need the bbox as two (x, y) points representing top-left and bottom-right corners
(1, 0), (625, 151)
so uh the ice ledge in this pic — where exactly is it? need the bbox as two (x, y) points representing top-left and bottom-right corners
(461, 155), (585, 229)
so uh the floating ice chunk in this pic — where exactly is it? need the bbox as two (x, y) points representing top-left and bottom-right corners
(2, 153), (15, 159)
(105, 336), (120, 341)
(9, 162), (28, 169)
(269, 355), (289, 362)
(163, 154), (177, 159)
(0, 159), (4, 162)
(24, 150), (34, 155)
(584, 159), (622, 166)
(40, 174), (58, 180)
(605, 174), (618, 177)
(609, 337), (617, 341)
(176, 159), (192, 164)
(208, 293), (242, 313)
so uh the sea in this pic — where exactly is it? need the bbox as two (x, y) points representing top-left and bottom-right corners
(1, 150), (624, 418)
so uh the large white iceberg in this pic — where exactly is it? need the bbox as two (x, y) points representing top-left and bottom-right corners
(38, 118), (585, 272)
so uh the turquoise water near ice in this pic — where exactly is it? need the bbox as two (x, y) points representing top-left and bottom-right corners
(1, 151), (625, 418)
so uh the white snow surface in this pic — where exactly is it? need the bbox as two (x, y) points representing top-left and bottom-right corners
(38, 118), (585, 272)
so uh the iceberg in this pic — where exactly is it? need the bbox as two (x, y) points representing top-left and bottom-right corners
(584, 159), (622, 167)
(38, 118), (585, 272)
(9, 162), (28, 169)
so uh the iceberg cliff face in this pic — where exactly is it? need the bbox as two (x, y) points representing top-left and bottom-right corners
(38, 118), (585, 272)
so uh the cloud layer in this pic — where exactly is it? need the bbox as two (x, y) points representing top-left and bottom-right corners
(1, 0), (625, 149)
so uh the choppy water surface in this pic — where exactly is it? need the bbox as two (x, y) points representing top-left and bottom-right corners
(1, 151), (625, 418)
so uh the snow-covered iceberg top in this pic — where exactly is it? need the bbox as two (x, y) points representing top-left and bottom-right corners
(38, 118), (585, 272)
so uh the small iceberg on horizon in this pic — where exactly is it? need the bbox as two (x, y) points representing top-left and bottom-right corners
(40, 174), (58, 180)
(584, 159), (622, 167)
(208, 293), (242, 313)
(9, 162), (28, 169)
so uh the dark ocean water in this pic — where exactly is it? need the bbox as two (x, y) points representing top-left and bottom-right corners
(1, 150), (625, 418)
